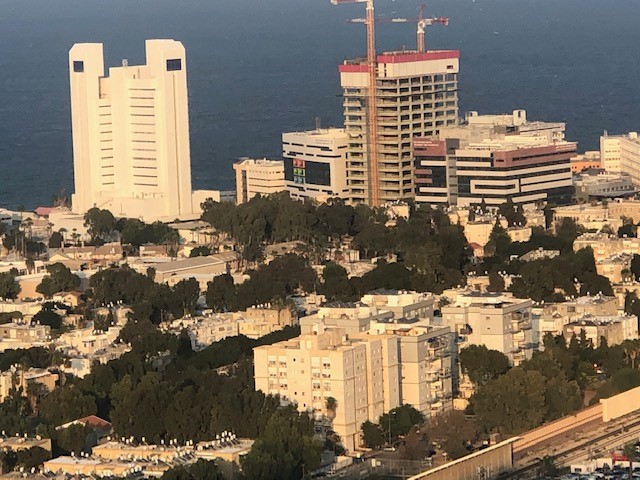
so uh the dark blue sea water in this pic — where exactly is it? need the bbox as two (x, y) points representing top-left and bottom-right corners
(1, 0), (639, 209)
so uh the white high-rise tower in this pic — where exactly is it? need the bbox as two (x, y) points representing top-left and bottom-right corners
(68, 39), (193, 220)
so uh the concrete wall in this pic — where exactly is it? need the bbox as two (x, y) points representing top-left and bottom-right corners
(407, 438), (517, 480)
(513, 404), (602, 455)
(601, 385), (640, 422)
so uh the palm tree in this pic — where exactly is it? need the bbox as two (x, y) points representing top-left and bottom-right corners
(325, 397), (337, 423)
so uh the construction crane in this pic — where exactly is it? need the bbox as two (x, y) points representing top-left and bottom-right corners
(330, 0), (381, 207)
(347, 5), (449, 53)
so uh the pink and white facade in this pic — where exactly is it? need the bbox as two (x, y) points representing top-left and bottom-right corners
(339, 50), (460, 204)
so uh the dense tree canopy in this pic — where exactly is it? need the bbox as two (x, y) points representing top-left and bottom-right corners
(0, 272), (20, 300)
(459, 345), (510, 386)
(36, 263), (81, 298)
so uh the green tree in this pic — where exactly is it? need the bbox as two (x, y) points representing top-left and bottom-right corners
(361, 421), (385, 449)
(189, 246), (212, 257)
(487, 271), (505, 293)
(380, 405), (425, 441)
(48, 231), (64, 249)
(172, 278), (200, 317)
(83, 207), (116, 243)
(240, 407), (323, 480)
(15, 446), (49, 470)
(32, 308), (62, 331)
(36, 263), (81, 298)
(459, 345), (510, 386)
(38, 386), (97, 426)
(205, 274), (237, 312)
(471, 368), (547, 434)
(0, 272), (20, 300)
(57, 423), (96, 455)
(319, 263), (356, 302)
(429, 411), (477, 459)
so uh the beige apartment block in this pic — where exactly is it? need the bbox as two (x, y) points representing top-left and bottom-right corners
(360, 290), (435, 321)
(282, 128), (349, 201)
(535, 294), (619, 345)
(563, 315), (638, 347)
(237, 305), (295, 339)
(233, 158), (285, 204)
(0, 436), (52, 454)
(596, 253), (633, 284)
(370, 320), (454, 417)
(442, 292), (533, 366)
(0, 367), (59, 402)
(573, 233), (640, 263)
(0, 322), (50, 342)
(254, 329), (400, 452)
(69, 40), (194, 220)
(300, 302), (393, 335)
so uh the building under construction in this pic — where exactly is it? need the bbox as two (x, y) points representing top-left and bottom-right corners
(328, 0), (459, 206)
(340, 51), (459, 205)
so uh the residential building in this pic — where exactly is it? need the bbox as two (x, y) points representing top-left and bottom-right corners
(299, 302), (393, 335)
(360, 290), (435, 321)
(0, 435), (52, 454)
(554, 204), (624, 233)
(601, 132), (624, 173)
(570, 151), (601, 173)
(573, 233), (640, 262)
(414, 110), (575, 207)
(441, 291), (534, 366)
(563, 315), (638, 347)
(596, 253), (633, 284)
(254, 328), (401, 451)
(282, 128), (349, 201)
(0, 322), (50, 343)
(69, 40), (196, 220)
(0, 366), (59, 402)
(370, 320), (454, 416)
(56, 326), (122, 356)
(233, 158), (285, 204)
(574, 172), (635, 202)
(237, 305), (295, 339)
(339, 49), (460, 205)
(137, 253), (239, 287)
(519, 248), (560, 262)
(535, 294), (619, 345)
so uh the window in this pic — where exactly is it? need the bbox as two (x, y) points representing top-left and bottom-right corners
(73, 61), (84, 73)
(166, 59), (182, 71)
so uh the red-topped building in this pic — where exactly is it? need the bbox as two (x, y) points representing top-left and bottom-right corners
(339, 50), (460, 204)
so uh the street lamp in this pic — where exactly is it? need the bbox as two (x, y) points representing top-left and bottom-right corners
(388, 411), (397, 446)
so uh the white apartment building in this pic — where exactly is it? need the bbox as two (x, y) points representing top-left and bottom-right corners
(233, 158), (285, 204)
(282, 128), (349, 201)
(414, 110), (575, 207)
(340, 50), (460, 205)
(600, 132), (640, 187)
(69, 40), (195, 220)
(254, 329), (401, 452)
(441, 291), (534, 366)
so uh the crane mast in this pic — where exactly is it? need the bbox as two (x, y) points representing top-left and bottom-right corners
(331, 0), (380, 207)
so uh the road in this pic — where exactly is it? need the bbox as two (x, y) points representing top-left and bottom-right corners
(502, 412), (640, 479)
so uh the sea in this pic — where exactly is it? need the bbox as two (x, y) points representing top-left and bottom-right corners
(1, 0), (639, 210)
